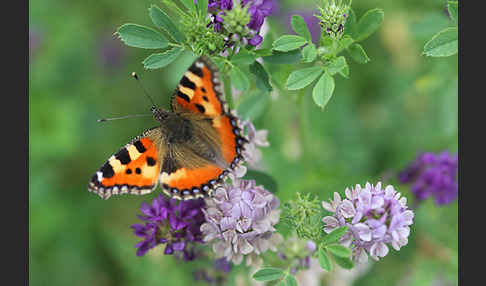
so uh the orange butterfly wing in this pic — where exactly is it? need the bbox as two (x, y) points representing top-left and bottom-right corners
(88, 128), (163, 200)
(162, 56), (247, 200)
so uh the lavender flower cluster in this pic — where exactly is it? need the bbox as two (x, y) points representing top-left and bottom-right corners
(322, 182), (414, 263)
(399, 151), (458, 206)
(201, 179), (282, 265)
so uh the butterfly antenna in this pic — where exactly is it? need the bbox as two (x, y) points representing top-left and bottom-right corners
(97, 113), (153, 123)
(131, 72), (157, 109)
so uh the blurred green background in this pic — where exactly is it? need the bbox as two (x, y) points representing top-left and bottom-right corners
(29, 0), (457, 285)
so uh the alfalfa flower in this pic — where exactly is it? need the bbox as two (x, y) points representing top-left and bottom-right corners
(131, 194), (206, 260)
(208, 0), (276, 47)
(322, 182), (414, 262)
(200, 179), (282, 265)
(315, 0), (351, 40)
(277, 237), (317, 275)
(399, 151), (458, 205)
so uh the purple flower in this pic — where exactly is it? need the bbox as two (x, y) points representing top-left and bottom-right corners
(399, 151), (458, 206)
(200, 179), (282, 265)
(322, 182), (414, 262)
(131, 194), (206, 260)
(208, 0), (276, 47)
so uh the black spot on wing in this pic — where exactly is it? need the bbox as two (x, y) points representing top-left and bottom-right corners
(134, 140), (146, 153)
(115, 148), (131, 164)
(189, 64), (203, 77)
(101, 162), (114, 178)
(180, 76), (196, 90)
(177, 90), (191, 103)
(195, 104), (205, 113)
(146, 157), (156, 166)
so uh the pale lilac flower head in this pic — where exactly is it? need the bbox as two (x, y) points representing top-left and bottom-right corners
(200, 179), (282, 265)
(131, 195), (205, 260)
(322, 182), (414, 262)
(399, 151), (458, 205)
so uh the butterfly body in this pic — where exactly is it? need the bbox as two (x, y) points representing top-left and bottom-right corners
(88, 56), (247, 200)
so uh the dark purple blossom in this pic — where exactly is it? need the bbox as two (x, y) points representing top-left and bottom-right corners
(208, 0), (277, 46)
(131, 194), (206, 260)
(399, 151), (458, 206)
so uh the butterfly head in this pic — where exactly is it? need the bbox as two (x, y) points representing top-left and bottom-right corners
(151, 106), (171, 123)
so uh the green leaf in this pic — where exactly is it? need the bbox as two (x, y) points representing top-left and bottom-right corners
(355, 8), (384, 42)
(423, 27), (458, 57)
(301, 44), (317, 63)
(344, 8), (357, 38)
(312, 72), (335, 108)
(143, 47), (183, 69)
(291, 15), (312, 42)
(332, 255), (354, 269)
(318, 248), (332, 271)
(242, 169), (278, 194)
(339, 65), (349, 78)
(320, 35), (333, 48)
(327, 56), (347, 75)
(263, 50), (301, 64)
(285, 275), (298, 286)
(338, 35), (354, 50)
(196, 0), (208, 17)
(321, 226), (348, 245)
(286, 66), (323, 90)
(347, 43), (370, 63)
(448, 1), (458, 25)
(276, 281), (286, 286)
(232, 49), (257, 65)
(179, 0), (196, 11)
(252, 267), (285, 282)
(117, 24), (169, 49)
(272, 35), (308, 52)
(237, 90), (269, 121)
(326, 244), (352, 258)
(250, 61), (272, 92)
(230, 66), (250, 91)
(254, 48), (273, 57)
(149, 5), (185, 43)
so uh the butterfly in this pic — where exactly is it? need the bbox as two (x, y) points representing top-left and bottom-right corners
(88, 56), (247, 200)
